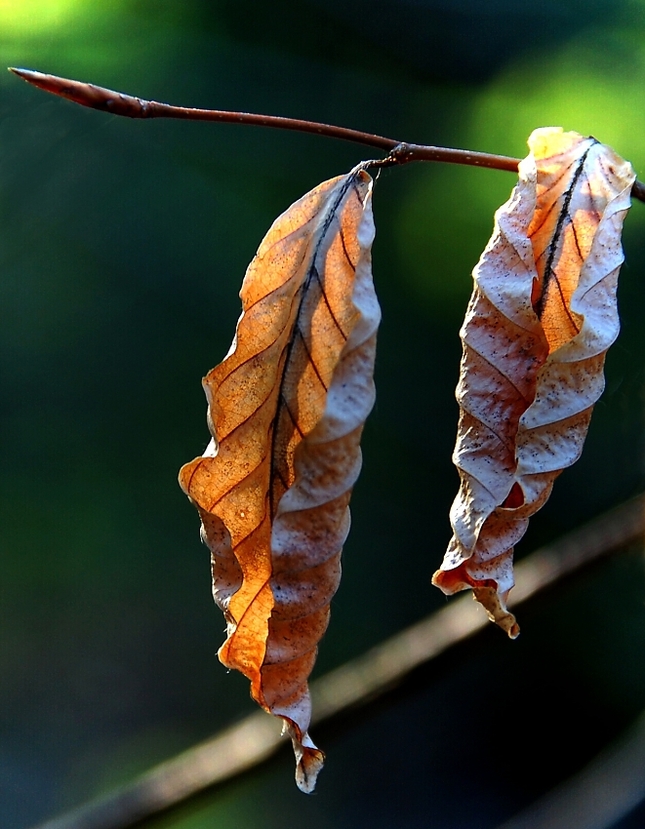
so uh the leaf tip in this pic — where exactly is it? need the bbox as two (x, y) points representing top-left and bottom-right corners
(433, 569), (520, 638)
(295, 747), (325, 794)
(283, 720), (325, 793)
(472, 587), (519, 638)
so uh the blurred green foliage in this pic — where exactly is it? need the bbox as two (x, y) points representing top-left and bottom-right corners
(2, 1), (645, 827)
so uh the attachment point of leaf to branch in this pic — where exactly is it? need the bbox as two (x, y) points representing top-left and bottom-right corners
(389, 142), (416, 163)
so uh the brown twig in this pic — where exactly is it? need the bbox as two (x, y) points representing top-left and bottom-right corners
(12, 68), (645, 198)
(632, 179), (645, 202)
(6, 67), (617, 183)
(29, 494), (645, 829)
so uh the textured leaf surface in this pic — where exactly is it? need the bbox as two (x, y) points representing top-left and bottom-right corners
(179, 168), (379, 791)
(433, 128), (635, 637)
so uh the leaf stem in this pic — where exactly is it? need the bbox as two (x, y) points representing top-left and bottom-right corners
(9, 68), (645, 201)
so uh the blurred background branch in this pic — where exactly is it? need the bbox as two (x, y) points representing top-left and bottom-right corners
(494, 710), (645, 829)
(31, 494), (645, 829)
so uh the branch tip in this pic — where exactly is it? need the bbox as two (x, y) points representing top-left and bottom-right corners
(8, 67), (645, 201)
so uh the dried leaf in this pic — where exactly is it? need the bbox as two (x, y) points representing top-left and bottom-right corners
(433, 127), (635, 637)
(179, 168), (379, 791)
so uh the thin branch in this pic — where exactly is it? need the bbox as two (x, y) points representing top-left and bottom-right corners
(30, 494), (645, 829)
(12, 68), (645, 199)
(633, 179), (645, 202)
(9, 67), (627, 183)
(8, 68), (400, 151)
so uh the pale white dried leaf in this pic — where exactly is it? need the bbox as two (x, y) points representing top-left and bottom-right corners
(433, 128), (635, 636)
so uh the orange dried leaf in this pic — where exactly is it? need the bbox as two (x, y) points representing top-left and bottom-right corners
(179, 168), (379, 791)
(433, 127), (635, 637)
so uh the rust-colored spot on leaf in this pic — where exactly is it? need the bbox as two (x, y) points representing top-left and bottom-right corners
(502, 482), (525, 509)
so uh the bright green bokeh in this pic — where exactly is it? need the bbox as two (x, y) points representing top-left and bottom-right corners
(0, 0), (195, 78)
(467, 0), (645, 176)
(396, 12), (645, 313)
(0, 0), (88, 33)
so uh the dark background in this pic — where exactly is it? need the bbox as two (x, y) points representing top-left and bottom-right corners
(2, 1), (645, 827)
